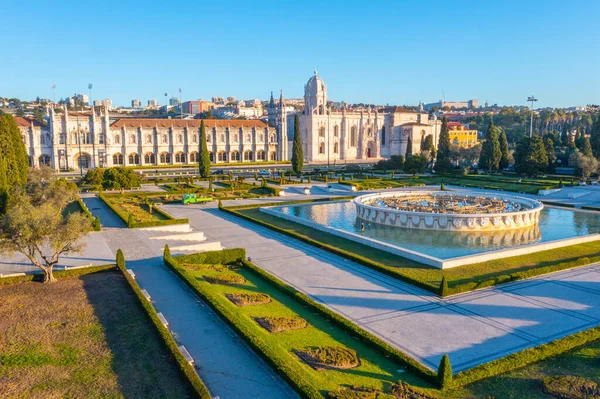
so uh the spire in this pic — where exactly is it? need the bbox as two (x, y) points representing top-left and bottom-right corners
(269, 91), (275, 109)
(279, 90), (284, 107)
(314, 69), (318, 76)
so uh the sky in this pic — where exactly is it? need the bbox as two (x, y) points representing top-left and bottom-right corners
(1, 0), (598, 108)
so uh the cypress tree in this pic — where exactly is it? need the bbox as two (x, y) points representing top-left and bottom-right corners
(0, 114), (29, 214)
(405, 134), (413, 159)
(498, 129), (510, 170)
(116, 249), (125, 269)
(163, 244), (171, 259)
(439, 276), (448, 296)
(437, 354), (453, 389)
(591, 118), (600, 158)
(291, 114), (303, 175)
(435, 117), (453, 173)
(580, 136), (593, 157)
(198, 120), (211, 178)
(479, 121), (501, 171)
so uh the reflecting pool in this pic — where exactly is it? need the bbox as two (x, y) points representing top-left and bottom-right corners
(269, 201), (600, 259)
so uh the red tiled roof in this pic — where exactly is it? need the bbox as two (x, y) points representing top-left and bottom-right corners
(13, 116), (44, 127)
(110, 118), (268, 130)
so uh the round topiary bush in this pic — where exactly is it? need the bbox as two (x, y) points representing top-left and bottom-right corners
(295, 346), (359, 370)
(543, 375), (600, 399)
(255, 316), (307, 332)
(225, 292), (270, 306)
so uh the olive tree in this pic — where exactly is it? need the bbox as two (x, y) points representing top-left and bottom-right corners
(0, 169), (91, 283)
(570, 149), (600, 181)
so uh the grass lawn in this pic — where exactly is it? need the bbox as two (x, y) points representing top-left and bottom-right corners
(0, 270), (193, 398)
(103, 195), (170, 224)
(172, 258), (437, 398)
(236, 207), (600, 295)
(449, 338), (600, 398)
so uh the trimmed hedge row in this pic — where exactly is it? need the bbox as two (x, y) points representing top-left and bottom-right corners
(98, 193), (189, 228)
(225, 196), (355, 212)
(176, 248), (247, 265)
(453, 323), (600, 388)
(164, 250), (324, 399)
(0, 264), (115, 285)
(76, 198), (101, 231)
(116, 253), (212, 398)
(238, 259), (438, 384)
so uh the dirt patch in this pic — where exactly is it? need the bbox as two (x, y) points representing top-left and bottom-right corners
(295, 346), (360, 370)
(255, 316), (307, 332)
(225, 293), (271, 306)
(0, 271), (193, 398)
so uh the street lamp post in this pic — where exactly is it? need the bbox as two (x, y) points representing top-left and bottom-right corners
(528, 96), (538, 138)
(179, 88), (183, 119)
(164, 92), (168, 116)
(52, 83), (56, 104)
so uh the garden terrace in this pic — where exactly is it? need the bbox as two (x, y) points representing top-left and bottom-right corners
(164, 249), (436, 398)
(0, 268), (196, 398)
(98, 193), (188, 228)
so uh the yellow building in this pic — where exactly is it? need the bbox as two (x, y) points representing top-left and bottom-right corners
(448, 122), (478, 148)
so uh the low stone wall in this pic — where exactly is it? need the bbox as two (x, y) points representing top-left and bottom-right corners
(354, 191), (543, 232)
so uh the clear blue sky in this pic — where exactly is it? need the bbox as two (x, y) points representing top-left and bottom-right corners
(1, 0), (598, 108)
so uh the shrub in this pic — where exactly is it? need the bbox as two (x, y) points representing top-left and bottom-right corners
(295, 346), (360, 370)
(327, 387), (379, 399)
(116, 249), (125, 269)
(225, 293), (271, 306)
(542, 375), (600, 399)
(437, 354), (452, 389)
(176, 248), (246, 265)
(439, 276), (448, 297)
(92, 216), (101, 231)
(391, 382), (434, 399)
(163, 244), (171, 259)
(204, 274), (246, 285)
(255, 316), (307, 332)
(127, 213), (134, 227)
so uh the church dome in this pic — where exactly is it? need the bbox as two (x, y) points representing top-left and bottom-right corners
(305, 70), (325, 94)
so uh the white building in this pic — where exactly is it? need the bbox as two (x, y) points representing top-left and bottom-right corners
(271, 71), (442, 163)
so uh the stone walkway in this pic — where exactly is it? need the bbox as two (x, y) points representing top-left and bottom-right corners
(163, 201), (600, 373)
(80, 195), (297, 399)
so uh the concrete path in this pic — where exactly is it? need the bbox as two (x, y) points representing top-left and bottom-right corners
(80, 195), (298, 399)
(164, 202), (600, 373)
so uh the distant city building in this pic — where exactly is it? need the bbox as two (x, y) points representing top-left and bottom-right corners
(169, 97), (181, 106)
(212, 96), (225, 105)
(226, 96), (236, 103)
(447, 122), (479, 148)
(236, 105), (263, 118)
(131, 99), (141, 107)
(147, 99), (158, 107)
(93, 98), (113, 109)
(423, 99), (479, 110)
(182, 100), (214, 115)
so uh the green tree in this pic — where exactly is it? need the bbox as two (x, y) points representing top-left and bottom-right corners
(478, 121), (502, 171)
(0, 114), (29, 214)
(570, 149), (600, 180)
(591, 117), (600, 158)
(116, 248), (125, 269)
(437, 354), (453, 389)
(439, 276), (448, 296)
(198, 120), (211, 178)
(498, 128), (510, 169)
(291, 114), (303, 174)
(405, 134), (413, 159)
(514, 136), (548, 177)
(580, 136), (593, 157)
(404, 154), (428, 174)
(421, 134), (435, 153)
(102, 167), (141, 190)
(437, 117), (452, 160)
(0, 170), (91, 282)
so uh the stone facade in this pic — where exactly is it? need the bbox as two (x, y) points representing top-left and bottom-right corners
(273, 71), (443, 163)
(16, 108), (286, 170)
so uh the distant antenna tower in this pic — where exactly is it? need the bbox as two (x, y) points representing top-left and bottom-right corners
(442, 90), (446, 102)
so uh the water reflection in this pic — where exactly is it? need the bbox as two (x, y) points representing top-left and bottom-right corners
(273, 202), (600, 259)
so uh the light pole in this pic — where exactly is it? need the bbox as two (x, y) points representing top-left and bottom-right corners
(179, 88), (183, 119)
(52, 83), (56, 104)
(164, 92), (168, 116)
(528, 96), (538, 138)
(88, 83), (93, 109)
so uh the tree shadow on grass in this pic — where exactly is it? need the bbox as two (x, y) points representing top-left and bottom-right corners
(80, 270), (194, 399)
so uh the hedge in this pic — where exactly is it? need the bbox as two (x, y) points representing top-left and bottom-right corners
(75, 198), (101, 231)
(164, 250), (324, 398)
(174, 248), (246, 265)
(582, 205), (600, 211)
(224, 196), (355, 212)
(116, 252), (212, 398)
(98, 193), (189, 228)
(541, 201), (576, 208)
(0, 264), (115, 285)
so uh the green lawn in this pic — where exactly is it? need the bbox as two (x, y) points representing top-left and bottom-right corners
(236, 207), (600, 295)
(104, 195), (170, 224)
(171, 257), (437, 398)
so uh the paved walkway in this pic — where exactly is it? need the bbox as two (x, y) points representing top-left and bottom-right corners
(81, 195), (297, 399)
(163, 201), (600, 373)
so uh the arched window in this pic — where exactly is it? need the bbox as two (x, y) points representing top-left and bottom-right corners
(144, 153), (155, 164)
(175, 152), (186, 163)
(206, 134), (211, 143)
(233, 134), (238, 143)
(130, 134), (136, 144)
(113, 153), (123, 165)
(40, 135), (46, 145)
(160, 152), (171, 164)
(162, 134), (168, 144)
(59, 134), (65, 144)
(177, 134), (183, 144)
(269, 134), (276, 143)
(319, 142), (325, 154)
(259, 134), (264, 142)
(189, 151), (198, 162)
(244, 150), (253, 161)
(245, 134), (251, 142)
(319, 127), (325, 138)
(220, 134), (225, 143)
(209, 152), (214, 162)
(192, 134), (197, 143)
(334, 126), (339, 137)
(350, 127), (357, 147)
(231, 150), (240, 161)
(99, 134), (105, 144)
(218, 151), (227, 162)
(146, 134), (152, 144)
(39, 154), (51, 166)
(128, 153), (140, 165)
(269, 151), (277, 161)
(334, 142), (339, 154)
(76, 153), (91, 169)
(114, 135), (121, 144)
(381, 126), (386, 145)
(368, 128), (372, 137)
(256, 150), (265, 161)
